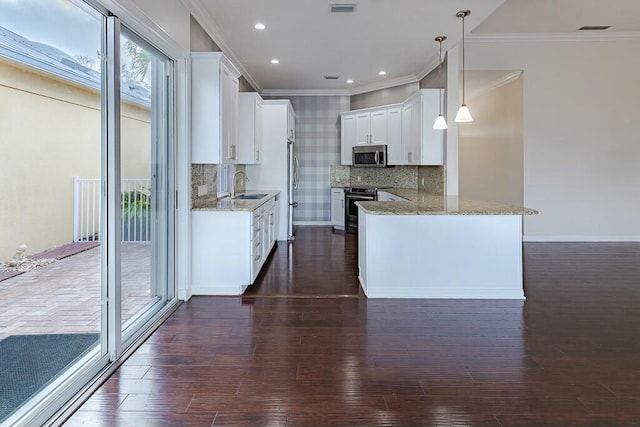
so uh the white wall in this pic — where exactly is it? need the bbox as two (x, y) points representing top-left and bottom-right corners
(467, 39), (640, 241)
(459, 71), (523, 207)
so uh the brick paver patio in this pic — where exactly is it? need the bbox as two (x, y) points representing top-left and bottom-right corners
(0, 244), (154, 340)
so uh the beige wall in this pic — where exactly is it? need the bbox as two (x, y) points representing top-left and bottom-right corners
(190, 15), (255, 93)
(459, 71), (523, 206)
(467, 39), (640, 240)
(0, 58), (150, 260)
(350, 82), (419, 110)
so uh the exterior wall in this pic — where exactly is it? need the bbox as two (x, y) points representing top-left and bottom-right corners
(0, 58), (150, 260)
(459, 71), (524, 206)
(467, 39), (640, 241)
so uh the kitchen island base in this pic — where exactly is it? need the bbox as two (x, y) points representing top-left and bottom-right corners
(358, 211), (525, 299)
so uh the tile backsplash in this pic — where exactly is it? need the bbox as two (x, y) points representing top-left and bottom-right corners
(330, 164), (444, 194)
(191, 164), (247, 208)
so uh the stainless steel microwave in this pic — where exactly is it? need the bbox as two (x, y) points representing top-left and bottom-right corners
(353, 144), (387, 167)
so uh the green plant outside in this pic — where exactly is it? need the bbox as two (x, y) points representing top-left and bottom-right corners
(121, 187), (150, 218)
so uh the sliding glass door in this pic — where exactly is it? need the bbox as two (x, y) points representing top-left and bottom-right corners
(0, 1), (176, 424)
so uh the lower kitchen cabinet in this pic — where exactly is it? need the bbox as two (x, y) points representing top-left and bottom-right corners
(331, 187), (345, 230)
(191, 196), (277, 295)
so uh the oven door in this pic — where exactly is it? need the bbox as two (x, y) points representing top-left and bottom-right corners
(345, 193), (375, 233)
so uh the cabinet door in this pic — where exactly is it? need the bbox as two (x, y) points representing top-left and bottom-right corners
(331, 189), (345, 227)
(221, 64), (237, 163)
(409, 97), (422, 164)
(341, 114), (356, 165)
(355, 113), (371, 145)
(287, 105), (295, 141)
(401, 102), (413, 165)
(370, 109), (387, 145)
(255, 97), (263, 163)
(386, 107), (402, 165)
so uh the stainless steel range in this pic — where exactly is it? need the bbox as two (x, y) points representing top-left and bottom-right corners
(344, 187), (378, 233)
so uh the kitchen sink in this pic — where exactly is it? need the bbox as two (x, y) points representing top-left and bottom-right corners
(233, 193), (267, 200)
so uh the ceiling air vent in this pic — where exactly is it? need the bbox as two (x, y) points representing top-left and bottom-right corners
(324, 76), (340, 80)
(578, 25), (611, 31)
(331, 3), (357, 13)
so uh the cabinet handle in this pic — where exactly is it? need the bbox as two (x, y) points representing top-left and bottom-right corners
(341, 200), (344, 208)
(408, 151), (412, 163)
(256, 150), (260, 161)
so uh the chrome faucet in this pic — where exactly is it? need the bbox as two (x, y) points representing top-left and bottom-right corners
(231, 170), (248, 198)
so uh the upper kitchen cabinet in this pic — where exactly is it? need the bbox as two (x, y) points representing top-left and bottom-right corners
(401, 89), (444, 166)
(355, 108), (387, 145)
(287, 104), (296, 142)
(386, 106), (402, 165)
(191, 52), (241, 164)
(341, 106), (395, 165)
(238, 92), (263, 164)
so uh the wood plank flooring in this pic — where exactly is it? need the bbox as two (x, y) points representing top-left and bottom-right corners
(64, 227), (640, 426)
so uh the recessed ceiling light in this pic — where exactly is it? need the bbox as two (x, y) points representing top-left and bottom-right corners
(254, 23), (266, 30)
(270, 58), (279, 64)
(578, 25), (611, 31)
(378, 71), (387, 76)
(346, 79), (354, 84)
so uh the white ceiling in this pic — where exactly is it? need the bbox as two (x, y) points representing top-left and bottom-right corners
(184, 0), (640, 94)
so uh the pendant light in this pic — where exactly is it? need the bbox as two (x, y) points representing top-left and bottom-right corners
(433, 35), (448, 130)
(454, 10), (473, 123)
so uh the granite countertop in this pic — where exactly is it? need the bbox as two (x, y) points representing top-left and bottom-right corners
(356, 188), (538, 215)
(192, 191), (280, 211)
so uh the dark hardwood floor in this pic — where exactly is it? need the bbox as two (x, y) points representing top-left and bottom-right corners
(64, 227), (640, 426)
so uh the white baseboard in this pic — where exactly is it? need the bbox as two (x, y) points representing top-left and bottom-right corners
(294, 221), (332, 226)
(524, 235), (640, 242)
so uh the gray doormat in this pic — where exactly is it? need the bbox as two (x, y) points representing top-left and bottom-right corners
(0, 333), (98, 422)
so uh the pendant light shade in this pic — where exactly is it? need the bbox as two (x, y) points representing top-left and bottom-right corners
(455, 104), (473, 122)
(432, 35), (448, 130)
(433, 114), (448, 129)
(455, 10), (473, 123)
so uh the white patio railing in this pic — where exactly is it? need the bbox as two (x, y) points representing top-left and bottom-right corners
(73, 176), (151, 242)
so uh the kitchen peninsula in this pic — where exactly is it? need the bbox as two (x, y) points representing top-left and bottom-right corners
(356, 189), (538, 299)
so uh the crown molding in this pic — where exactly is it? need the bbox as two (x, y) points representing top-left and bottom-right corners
(261, 88), (351, 97)
(182, 0), (263, 92)
(467, 70), (523, 99)
(261, 74), (422, 97)
(415, 53), (442, 82)
(348, 74), (420, 96)
(468, 32), (640, 43)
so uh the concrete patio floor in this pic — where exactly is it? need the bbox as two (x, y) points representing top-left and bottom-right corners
(0, 244), (154, 341)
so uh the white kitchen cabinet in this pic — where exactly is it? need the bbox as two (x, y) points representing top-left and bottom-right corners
(341, 114), (356, 165)
(331, 187), (345, 230)
(245, 100), (294, 241)
(355, 108), (387, 145)
(401, 89), (444, 166)
(386, 106), (402, 165)
(191, 52), (241, 164)
(287, 105), (296, 141)
(340, 90), (443, 166)
(238, 92), (263, 164)
(191, 196), (278, 295)
(341, 106), (396, 165)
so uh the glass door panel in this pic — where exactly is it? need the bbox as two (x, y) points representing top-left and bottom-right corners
(0, 0), (105, 422)
(118, 28), (173, 338)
